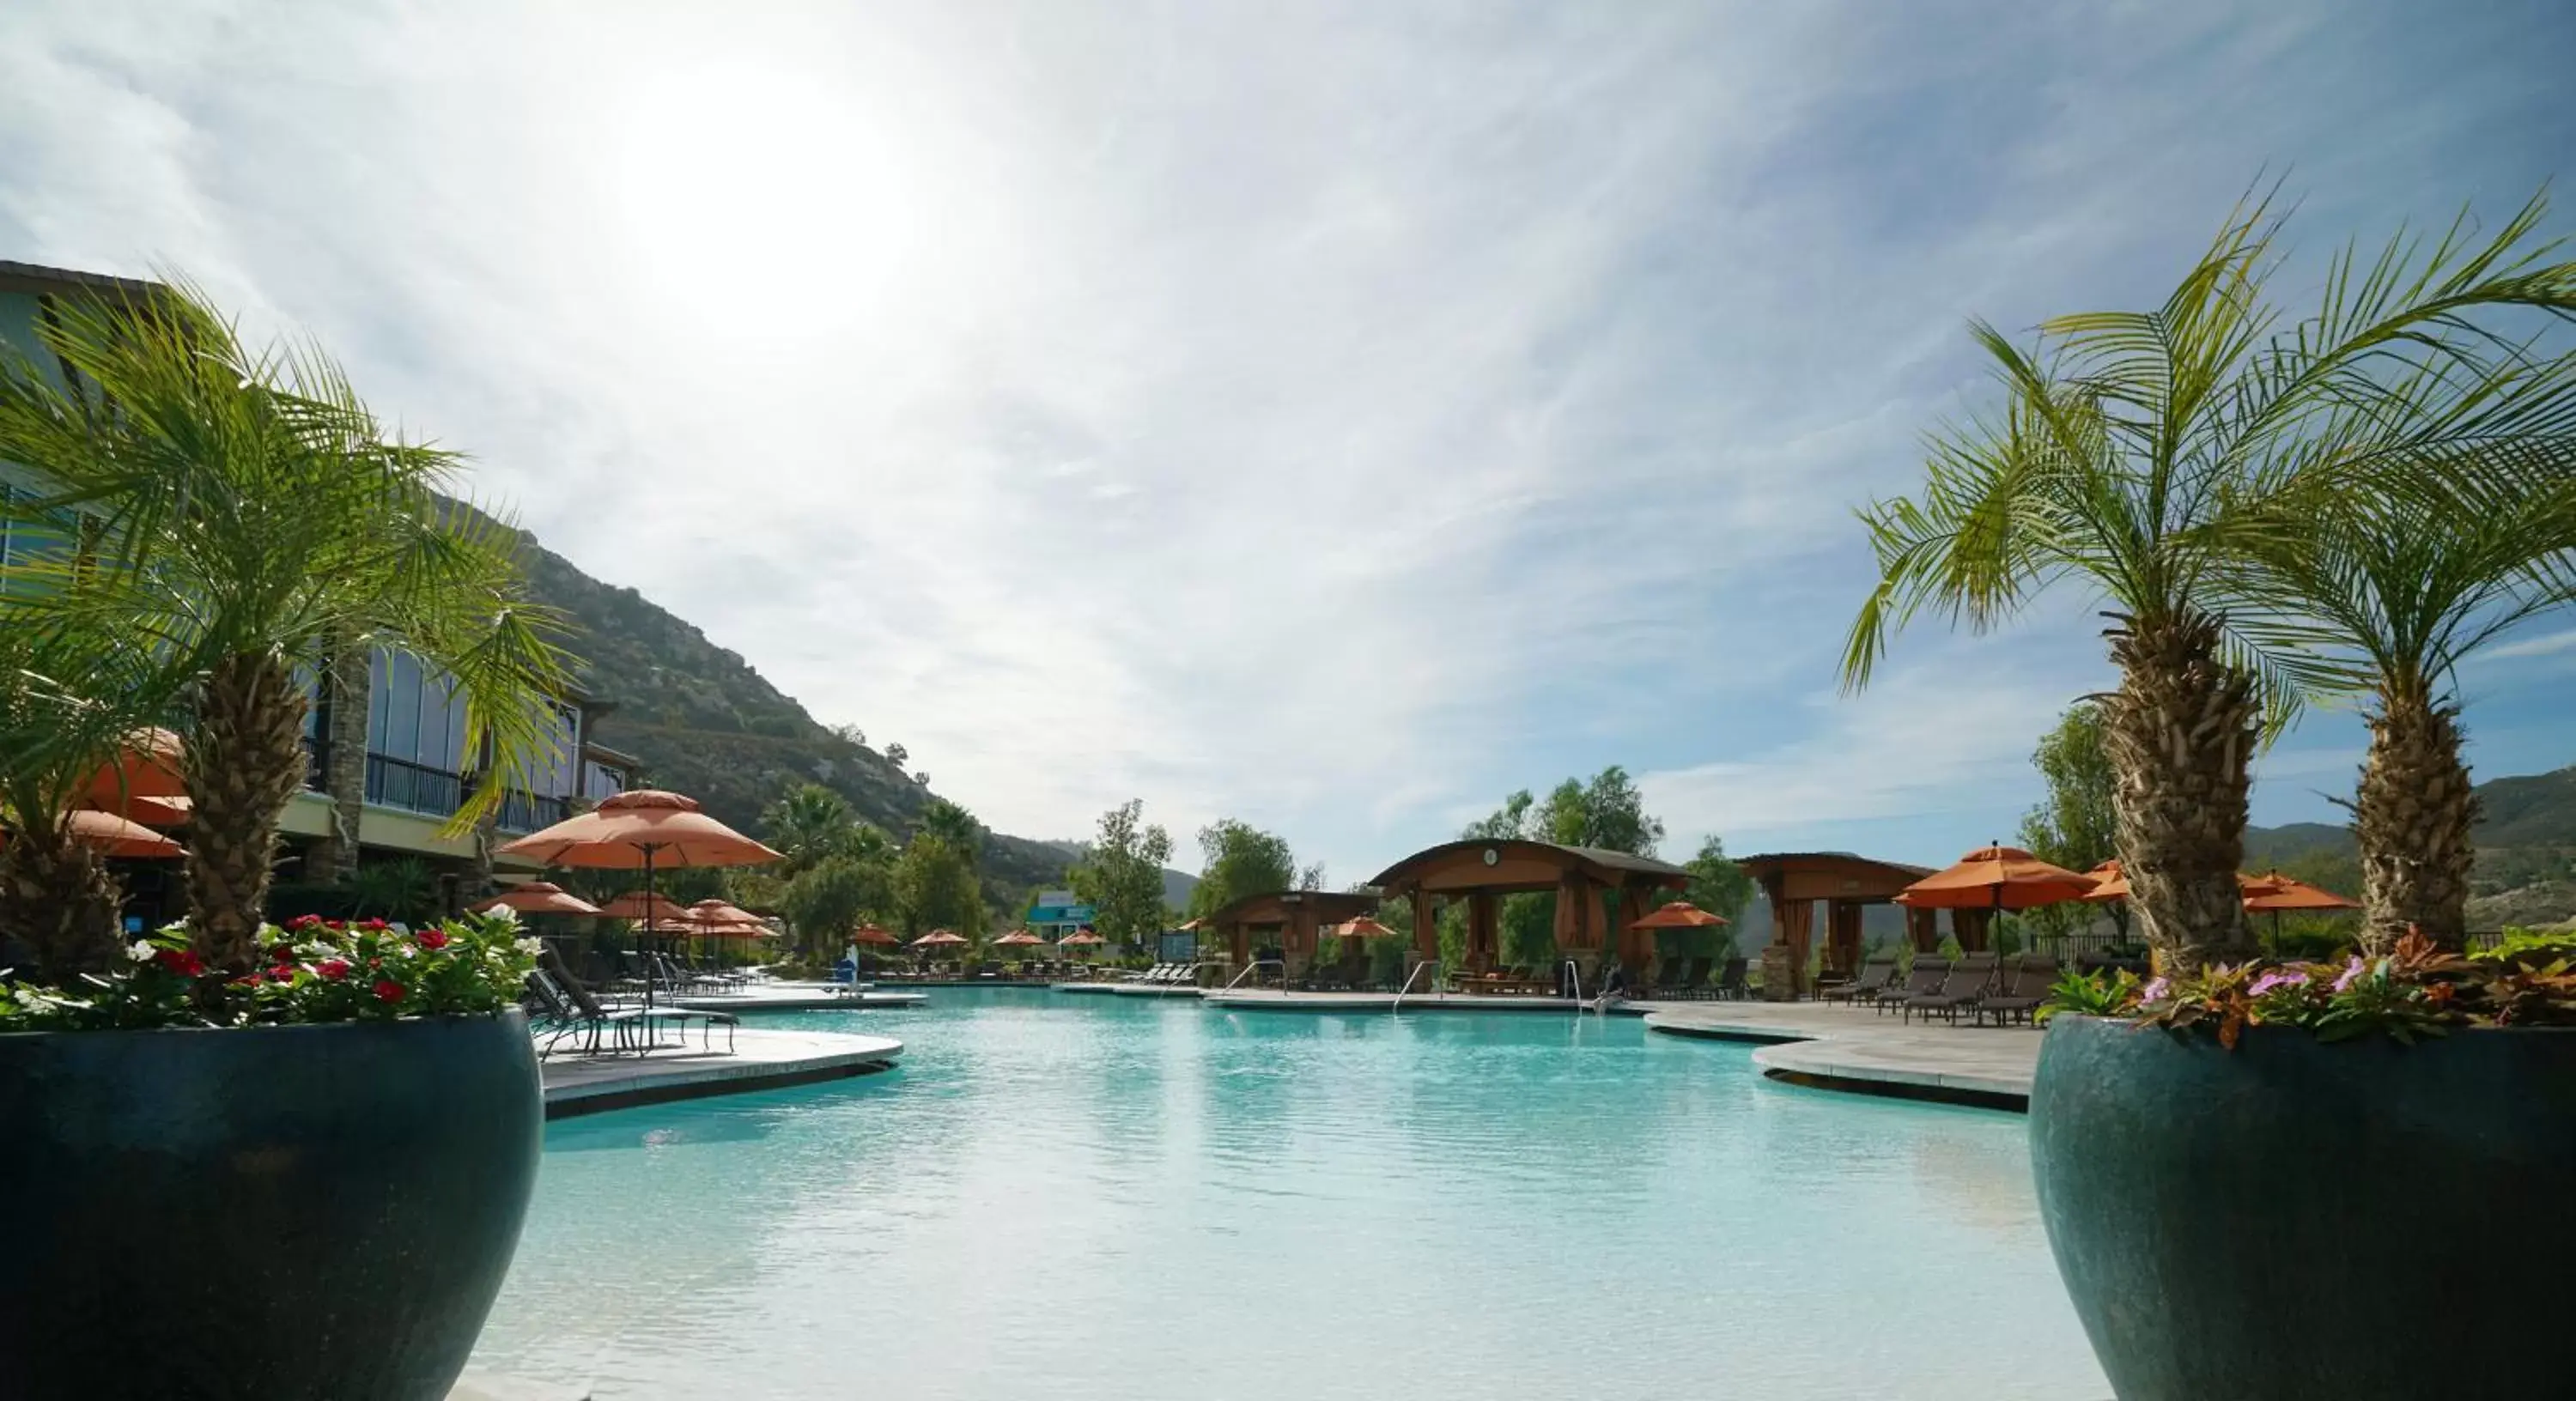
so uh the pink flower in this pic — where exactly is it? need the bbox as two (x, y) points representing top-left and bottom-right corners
(2248, 970), (2310, 997)
(2141, 976), (2171, 1003)
(372, 979), (406, 1004)
(415, 929), (449, 951)
(2332, 956), (2366, 993)
(316, 957), (353, 981)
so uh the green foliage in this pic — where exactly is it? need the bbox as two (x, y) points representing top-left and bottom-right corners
(2095, 933), (2576, 1046)
(2038, 967), (2142, 1024)
(1473, 767), (1667, 856)
(1067, 799), (1175, 947)
(895, 833), (982, 937)
(1187, 818), (1301, 921)
(916, 798), (981, 861)
(0, 912), (538, 1031)
(762, 783), (866, 874)
(2470, 926), (2576, 966)
(782, 853), (891, 955)
(1681, 834), (1756, 960)
(2017, 702), (2122, 943)
(345, 857), (440, 925)
(1844, 185), (2576, 728)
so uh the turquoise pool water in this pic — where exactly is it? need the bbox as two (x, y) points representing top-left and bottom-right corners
(469, 990), (2107, 1399)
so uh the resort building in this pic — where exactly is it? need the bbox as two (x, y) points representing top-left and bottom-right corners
(1026, 889), (1097, 942)
(0, 260), (638, 913)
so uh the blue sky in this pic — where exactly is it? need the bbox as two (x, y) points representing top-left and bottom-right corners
(3, 1), (2571, 880)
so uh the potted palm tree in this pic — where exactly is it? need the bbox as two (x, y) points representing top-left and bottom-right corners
(0, 277), (570, 1399)
(1850, 189), (2576, 1400)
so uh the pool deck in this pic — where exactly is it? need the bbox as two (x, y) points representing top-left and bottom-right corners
(539, 1025), (903, 1119)
(1639, 1001), (2038, 1107)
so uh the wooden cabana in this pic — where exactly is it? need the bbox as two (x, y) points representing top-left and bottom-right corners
(1365, 840), (1689, 984)
(1204, 889), (1382, 982)
(1735, 852), (1939, 1000)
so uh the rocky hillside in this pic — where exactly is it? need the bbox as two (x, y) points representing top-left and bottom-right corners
(511, 532), (1085, 907)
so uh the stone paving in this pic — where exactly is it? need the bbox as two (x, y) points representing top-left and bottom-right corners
(538, 1024), (904, 1118)
(1637, 998), (2040, 1102)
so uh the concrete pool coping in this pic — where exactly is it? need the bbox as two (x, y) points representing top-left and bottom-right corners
(1639, 1002), (2038, 1108)
(668, 984), (928, 1013)
(539, 1025), (903, 1119)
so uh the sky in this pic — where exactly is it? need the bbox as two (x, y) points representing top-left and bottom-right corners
(3, 1), (2573, 882)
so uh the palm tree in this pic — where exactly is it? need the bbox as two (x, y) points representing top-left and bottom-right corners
(0, 278), (571, 976)
(2242, 464), (2576, 949)
(760, 782), (863, 876)
(916, 798), (981, 860)
(1844, 189), (2576, 972)
(0, 619), (185, 980)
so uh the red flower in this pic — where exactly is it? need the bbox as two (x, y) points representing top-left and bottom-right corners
(287, 914), (325, 932)
(316, 957), (353, 981)
(357, 919), (391, 933)
(372, 979), (406, 1004)
(150, 948), (206, 978)
(415, 929), (450, 951)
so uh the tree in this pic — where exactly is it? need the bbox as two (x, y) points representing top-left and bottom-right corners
(2016, 702), (2124, 943)
(2245, 466), (2576, 948)
(895, 833), (982, 936)
(0, 622), (184, 980)
(917, 798), (981, 863)
(0, 279), (572, 975)
(1842, 188), (2576, 972)
(829, 722), (866, 748)
(1067, 799), (1174, 948)
(883, 743), (908, 769)
(1187, 818), (1300, 921)
(1537, 766), (1666, 855)
(762, 782), (865, 876)
(783, 853), (892, 958)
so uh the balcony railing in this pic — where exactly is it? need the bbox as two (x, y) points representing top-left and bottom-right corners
(364, 754), (463, 818)
(496, 790), (571, 834)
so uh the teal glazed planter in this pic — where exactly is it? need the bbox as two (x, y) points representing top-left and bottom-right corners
(2031, 1015), (2576, 1400)
(0, 1011), (542, 1400)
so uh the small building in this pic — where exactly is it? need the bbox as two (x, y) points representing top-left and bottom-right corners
(1366, 839), (1691, 983)
(1026, 890), (1097, 943)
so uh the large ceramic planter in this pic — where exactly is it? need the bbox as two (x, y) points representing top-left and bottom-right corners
(0, 1011), (542, 1400)
(2031, 1014), (2576, 1400)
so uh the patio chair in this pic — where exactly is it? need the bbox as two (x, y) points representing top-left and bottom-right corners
(1874, 956), (1949, 1015)
(1654, 955), (1688, 993)
(1902, 953), (1998, 1025)
(1971, 955), (2058, 1027)
(1820, 956), (1898, 1005)
(1711, 957), (1749, 1000)
(1664, 955), (1711, 998)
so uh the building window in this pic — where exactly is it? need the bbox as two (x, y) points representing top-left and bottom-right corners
(363, 649), (469, 816)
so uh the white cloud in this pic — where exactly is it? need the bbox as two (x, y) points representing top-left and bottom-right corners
(2, 0), (2564, 875)
(2480, 628), (2576, 664)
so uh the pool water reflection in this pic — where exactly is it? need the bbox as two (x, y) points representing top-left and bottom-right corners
(469, 988), (2106, 1399)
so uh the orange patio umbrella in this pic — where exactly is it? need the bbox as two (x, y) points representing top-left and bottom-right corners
(1331, 916), (1402, 940)
(1059, 931), (1105, 947)
(471, 881), (604, 918)
(1628, 901), (1728, 930)
(1897, 845), (2099, 944)
(2242, 870), (2360, 943)
(495, 790), (781, 1008)
(77, 728), (187, 812)
(993, 930), (1045, 947)
(850, 924), (903, 947)
(910, 929), (969, 948)
(594, 889), (696, 929)
(0, 809), (186, 859)
(2085, 858), (2274, 903)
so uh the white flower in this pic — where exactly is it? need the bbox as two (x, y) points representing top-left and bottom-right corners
(514, 937), (544, 955)
(126, 941), (157, 964)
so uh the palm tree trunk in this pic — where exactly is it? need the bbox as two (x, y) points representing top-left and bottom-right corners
(2100, 612), (2260, 973)
(184, 652), (312, 974)
(2354, 693), (2475, 952)
(0, 824), (124, 984)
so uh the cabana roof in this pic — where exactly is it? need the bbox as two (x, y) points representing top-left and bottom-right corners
(1735, 852), (1935, 903)
(1367, 839), (1688, 896)
(1203, 889), (1380, 928)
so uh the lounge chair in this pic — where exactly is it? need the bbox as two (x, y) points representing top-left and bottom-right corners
(1711, 957), (1749, 1000)
(1875, 956), (1949, 1015)
(1902, 952), (1998, 1025)
(1653, 955), (1687, 994)
(1972, 955), (2059, 1026)
(1820, 956), (1898, 1004)
(1663, 955), (1711, 998)
(526, 967), (729, 1055)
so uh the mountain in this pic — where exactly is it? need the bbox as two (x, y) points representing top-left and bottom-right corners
(511, 532), (1084, 907)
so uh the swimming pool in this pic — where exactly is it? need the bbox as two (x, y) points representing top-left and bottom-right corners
(468, 988), (2107, 1399)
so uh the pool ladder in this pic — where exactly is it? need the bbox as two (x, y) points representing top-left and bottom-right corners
(1392, 958), (1437, 1012)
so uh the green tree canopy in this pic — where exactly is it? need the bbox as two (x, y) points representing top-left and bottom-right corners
(785, 853), (894, 956)
(1187, 818), (1301, 922)
(895, 833), (982, 937)
(916, 798), (982, 862)
(1067, 798), (1175, 946)
(2016, 701), (2122, 943)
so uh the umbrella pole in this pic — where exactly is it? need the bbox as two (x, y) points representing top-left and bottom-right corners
(642, 846), (657, 1011)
